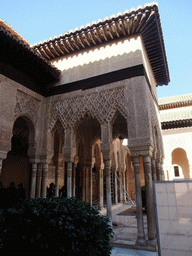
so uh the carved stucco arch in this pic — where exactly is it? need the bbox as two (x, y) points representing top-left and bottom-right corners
(49, 86), (128, 132)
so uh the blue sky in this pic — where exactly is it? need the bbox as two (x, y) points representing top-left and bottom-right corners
(1, 0), (192, 99)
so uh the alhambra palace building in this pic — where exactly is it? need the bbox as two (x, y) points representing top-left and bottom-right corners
(1, 2), (192, 245)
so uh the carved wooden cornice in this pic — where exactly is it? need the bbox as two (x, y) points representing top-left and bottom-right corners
(32, 2), (170, 86)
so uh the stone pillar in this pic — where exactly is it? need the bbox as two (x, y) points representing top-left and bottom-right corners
(132, 156), (145, 244)
(152, 157), (157, 181)
(82, 167), (86, 201)
(123, 171), (126, 202)
(89, 167), (92, 205)
(85, 167), (89, 202)
(0, 159), (3, 181)
(104, 159), (112, 225)
(114, 169), (118, 204)
(42, 164), (48, 197)
(143, 155), (156, 244)
(119, 171), (123, 203)
(98, 166), (104, 210)
(72, 156), (79, 197)
(72, 165), (76, 197)
(160, 159), (165, 180)
(100, 122), (112, 226)
(156, 160), (161, 181)
(30, 163), (37, 198)
(66, 161), (72, 197)
(63, 128), (76, 198)
(55, 167), (60, 197)
(0, 152), (8, 181)
(36, 164), (42, 197)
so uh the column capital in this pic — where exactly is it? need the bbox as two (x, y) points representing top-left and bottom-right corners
(130, 145), (153, 158)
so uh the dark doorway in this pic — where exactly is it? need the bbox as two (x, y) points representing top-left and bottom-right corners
(1, 117), (31, 197)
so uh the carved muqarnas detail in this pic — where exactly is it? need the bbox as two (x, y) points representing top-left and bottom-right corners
(49, 87), (127, 131)
(14, 90), (41, 122)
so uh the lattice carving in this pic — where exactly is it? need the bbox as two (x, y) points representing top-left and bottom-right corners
(49, 87), (127, 131)
(14, 90), (41, 123)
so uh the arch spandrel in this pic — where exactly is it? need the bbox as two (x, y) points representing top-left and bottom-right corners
(49, 86), (128, 130)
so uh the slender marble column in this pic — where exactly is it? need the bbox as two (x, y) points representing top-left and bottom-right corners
(143, 156), (156, 244)
(0, 159), (3, 181)
(89, 168), (92, 205)
(72, 166), (76, 197)
(132, 157), (145, 244)
(160, 161), (164, 180)
(123, 171), (126, 202)
(67, 162), (72, 197)
(156, 161), (161, 181)
(104, 159), (112, 226)
(114, 170), (118, 204)
(119, 171), (123, 203)
(55, 167), (60, 197)
(42, 164), (48, 197)
(82, 167), (86, 201)
(152, 158), (157, 181)
(85, 167), (88, 202)
(98, 168), (104, 210)
(36, 164), (42, 197)
(30, 163), (37, 198)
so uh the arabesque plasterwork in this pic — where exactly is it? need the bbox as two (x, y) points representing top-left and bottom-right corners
(49, 87), (128, 132)
(14, 90), (41, 123)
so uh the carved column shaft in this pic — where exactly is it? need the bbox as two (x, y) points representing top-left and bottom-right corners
(160, 161), (164, 180)
(89, 167), (92, 205)
(132, 156), (145, 244)
(30, 163), (37, 198)
(114, 170), (118, 204)
(123, 171), (126, 202)
(55, 167), (60, 197)
(63, 129), (76, 198)
(100, 122), (112, 226)
(0, 159), (3, 180)
(67, 162), (72, 197)
(98, 168), (104, 210)
(152, 158), (157, 181)
(42, 164), (48, 197)
(104, 159), (112, 226)
(143, 156), (156, 243)
(119, 171), (123, 202)
(82, 167), (86, 201)
(72, 165), (76, 197)
(36, 164), (42, 198)
(85, 167), (89, 203)
(156, 161), (161, 181)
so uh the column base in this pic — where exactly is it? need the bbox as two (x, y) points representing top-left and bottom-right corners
(136, 237), (146, 245)
(147, 238), (157, 246)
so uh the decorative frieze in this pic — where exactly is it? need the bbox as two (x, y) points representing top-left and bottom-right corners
(49, 87), (127, 131)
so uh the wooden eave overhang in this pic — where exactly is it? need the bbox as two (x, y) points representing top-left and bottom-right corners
(162, 119), (192, 130)
(32, 2), (170, 86)
(159, 94), (192, 129)
(159, 96), (192, 111)
(0, 25), (60, 95)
